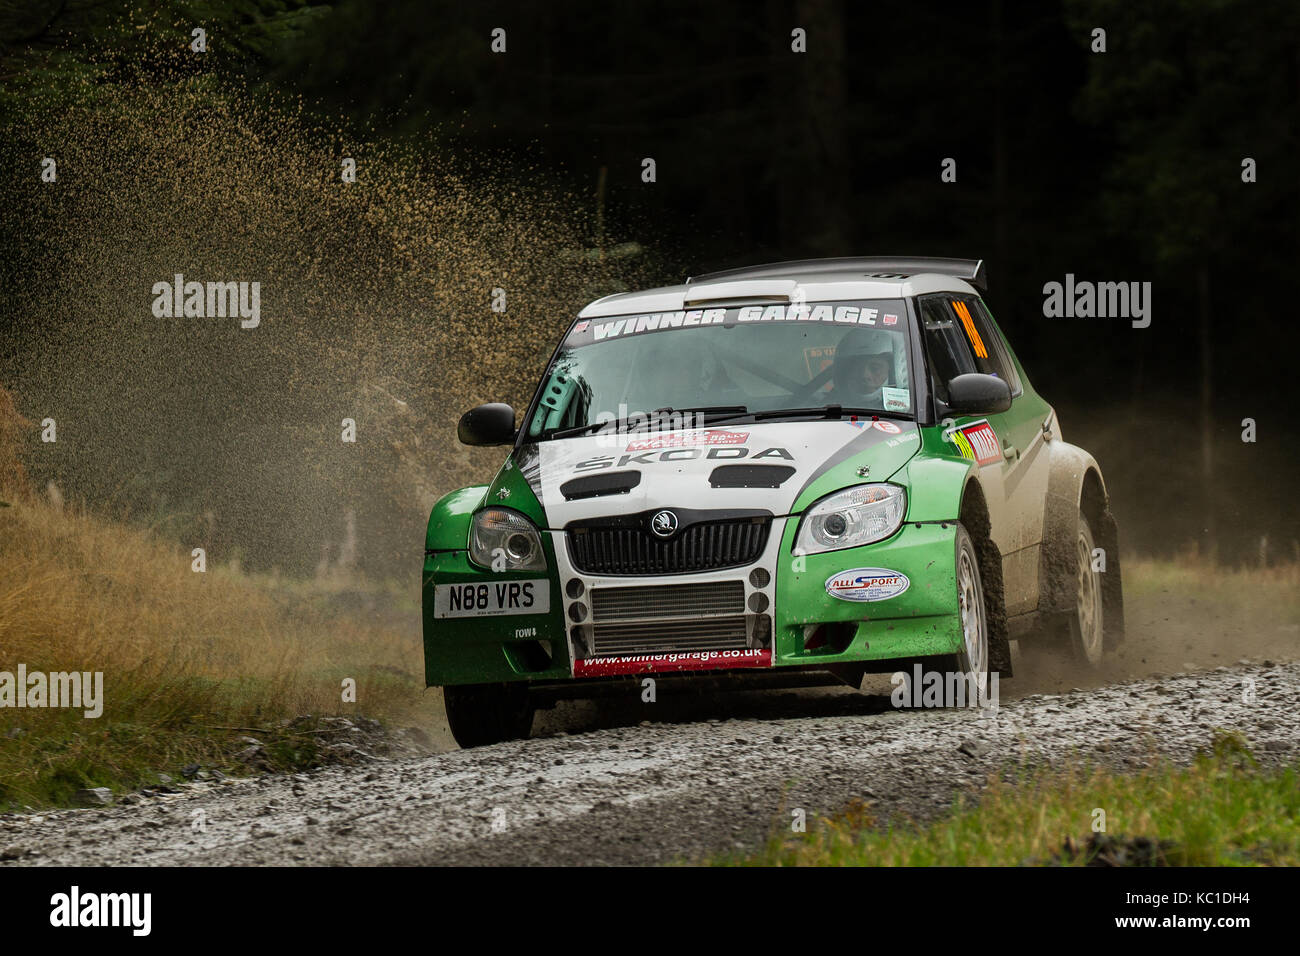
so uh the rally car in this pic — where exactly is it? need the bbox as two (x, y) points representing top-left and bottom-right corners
(423, 256), (1124, 746)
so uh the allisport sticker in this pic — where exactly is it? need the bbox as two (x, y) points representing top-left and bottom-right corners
(825, 568), (910, 602)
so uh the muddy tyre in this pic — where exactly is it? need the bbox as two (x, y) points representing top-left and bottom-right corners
(931, 522), (991, 707)
(1067, 509), (1105, 665)
(1021, 508), (1105, 669)
(443, 682), (534, 748)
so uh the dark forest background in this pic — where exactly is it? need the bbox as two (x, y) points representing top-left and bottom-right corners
(1, 0), (1298, 573)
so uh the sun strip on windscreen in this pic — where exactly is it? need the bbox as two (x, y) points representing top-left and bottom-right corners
(952, 300), (988, 359)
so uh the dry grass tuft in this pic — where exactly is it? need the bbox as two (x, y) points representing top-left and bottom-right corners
(0, 487), (440, 808)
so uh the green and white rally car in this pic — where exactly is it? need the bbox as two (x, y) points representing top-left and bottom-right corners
(423, 257), (1124, 746)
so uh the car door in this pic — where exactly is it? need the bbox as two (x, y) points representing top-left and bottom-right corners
(964, 297), (1051, 613)
(919, 294), (1050, 615)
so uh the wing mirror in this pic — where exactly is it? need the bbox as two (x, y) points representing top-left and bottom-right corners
(457, 403), (517, 446)
(944, 374), (1012, 415)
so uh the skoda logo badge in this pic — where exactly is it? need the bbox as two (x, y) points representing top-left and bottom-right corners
(650, 510), (679, 539)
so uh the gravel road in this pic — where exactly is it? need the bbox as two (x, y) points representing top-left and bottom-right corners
(2, 660), (1295, 866)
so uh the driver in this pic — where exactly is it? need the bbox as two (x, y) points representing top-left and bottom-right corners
(831, 332), (896, 408)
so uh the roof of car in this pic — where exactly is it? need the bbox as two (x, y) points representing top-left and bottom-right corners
(578, 256), (985, 319)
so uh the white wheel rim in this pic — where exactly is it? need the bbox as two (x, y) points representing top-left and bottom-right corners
(957, 545), (988, 698)
(1076, 530), (1104, 664)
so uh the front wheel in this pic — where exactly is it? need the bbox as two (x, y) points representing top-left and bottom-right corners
(443, 682), (534, 748)
(932, 523), (991, 707)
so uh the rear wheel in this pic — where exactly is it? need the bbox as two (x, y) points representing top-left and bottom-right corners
(1020, 508), (1104, 668)
(932, 523), (990, 707)
(1072, 511), (1105, 665)
(443, 682), (534, 748)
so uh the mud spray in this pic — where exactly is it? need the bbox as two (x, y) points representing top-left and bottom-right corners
(1, 41), (655, 578)
(1, 36), (1294, 722)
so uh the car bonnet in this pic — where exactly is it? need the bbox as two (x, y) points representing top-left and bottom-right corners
(515, 419), (922, 527)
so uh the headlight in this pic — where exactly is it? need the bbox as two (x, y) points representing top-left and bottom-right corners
(794, 484), (906, 554)
(469, 508), (547, 571)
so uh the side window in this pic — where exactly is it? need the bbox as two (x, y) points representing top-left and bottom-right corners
(919, 294), (1018, 404)
(971, 298), (1022, 395)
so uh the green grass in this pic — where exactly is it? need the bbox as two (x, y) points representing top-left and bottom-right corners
(721, 735), (1300, 866)
(0, 492), (444, 811)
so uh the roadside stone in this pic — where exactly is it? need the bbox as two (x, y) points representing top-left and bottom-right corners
(73, 788), (113, 806)
(234, 745), (265, 765)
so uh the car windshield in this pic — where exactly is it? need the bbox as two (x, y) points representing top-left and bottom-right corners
(525, 300), (914, 439)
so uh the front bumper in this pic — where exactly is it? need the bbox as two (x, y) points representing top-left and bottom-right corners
(422, 520), (964, 687)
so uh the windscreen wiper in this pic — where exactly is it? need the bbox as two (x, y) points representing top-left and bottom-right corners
(706, 404), (906, 426)
(546, 405), (749, 440)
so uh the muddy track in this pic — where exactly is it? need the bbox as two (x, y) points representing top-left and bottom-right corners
(2, 660), (1295, 866)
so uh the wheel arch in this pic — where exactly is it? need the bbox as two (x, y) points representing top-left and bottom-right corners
(425, 484), (489, 552)
(959, 477), (1012, 676)
(1039, 442), (1125, 648)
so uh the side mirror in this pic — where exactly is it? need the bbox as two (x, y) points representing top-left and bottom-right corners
(457, 403), (517, 446)
(945, 373), (1012, 415)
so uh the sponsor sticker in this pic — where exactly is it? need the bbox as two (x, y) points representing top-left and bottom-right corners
(590, 309), (729, 341)
(872, 420), (901, 434)
(574, 648), (771, 677)
(433, 579), (550, 618)
(803, 345), (835, 377)
(825, 568), (910, 602)
(625, 429), (749, 452)
(570, 302), (907, 344)
(881, 386), (910, 412)
(574, 445), (792, 470)
(948, 419), (1001, 466)
(952, 300), (989, 358)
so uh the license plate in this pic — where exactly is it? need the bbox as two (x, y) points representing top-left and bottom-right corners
(433, 579), (551, 618)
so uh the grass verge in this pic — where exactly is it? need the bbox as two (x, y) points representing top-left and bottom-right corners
(0, 492), (440, 810)
(722, 736), (1299, 866)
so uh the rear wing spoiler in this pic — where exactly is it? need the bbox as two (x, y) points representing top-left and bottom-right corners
(687, 256), (987, 291)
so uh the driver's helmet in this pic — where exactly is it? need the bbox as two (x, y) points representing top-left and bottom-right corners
(832, 331), (896, 405)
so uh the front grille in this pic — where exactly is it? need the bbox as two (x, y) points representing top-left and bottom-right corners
(567, 517), (769, 575)
(591, 617), (750, 656)
(586, 581), (749, 657)
(591, 581), (744, 621)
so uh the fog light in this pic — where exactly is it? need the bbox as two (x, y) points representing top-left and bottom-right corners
(565, 578), (585, 599)
(749, 568), (770, 588)
(568, 602), (588, 623)
(747, 592), (769, 613)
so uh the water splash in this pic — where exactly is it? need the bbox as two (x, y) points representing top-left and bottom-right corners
(1, 39), (652, 576)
